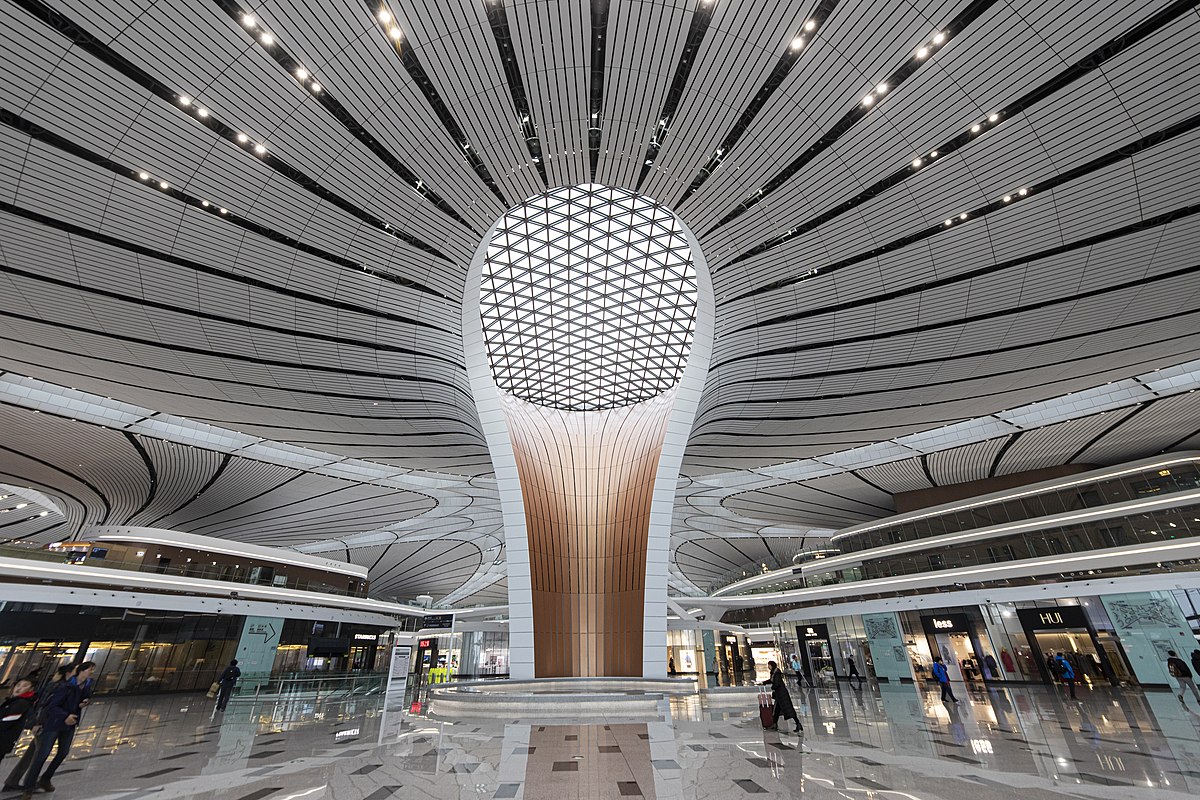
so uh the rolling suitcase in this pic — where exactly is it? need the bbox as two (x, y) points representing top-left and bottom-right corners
(758, 689), (775, 728)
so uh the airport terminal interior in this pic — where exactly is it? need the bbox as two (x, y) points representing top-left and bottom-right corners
(1, 0), (1200, 797)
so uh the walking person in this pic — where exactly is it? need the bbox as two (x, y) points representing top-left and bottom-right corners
(1190, 649), (1200, 680)
(931, 656), (958, 703)
(760, 661), (802, 733)
(1054, 652), (1077, 700)
(20, 661), (95, 799)
(846, 656), (864, 689)
(3, 666), (70, 792)
(1166, 650), (1200, 706)
(789, 654), (809, 688)
(216, 659), (241, 712)
(0, 678), (36, 769)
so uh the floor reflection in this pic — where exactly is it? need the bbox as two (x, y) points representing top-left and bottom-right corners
(13, 681), (1200, 799)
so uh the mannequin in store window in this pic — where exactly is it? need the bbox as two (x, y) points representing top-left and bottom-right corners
(961, 658), (977, 682)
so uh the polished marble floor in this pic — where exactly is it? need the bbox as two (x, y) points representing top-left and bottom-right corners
(2, 678), (1199, 800)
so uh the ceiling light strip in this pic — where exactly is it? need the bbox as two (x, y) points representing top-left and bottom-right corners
(586, 0), (613, 180)
(676, 0), (839, 205)
(5, 0), (456, 267)
(213, 0), (477, 233)
(369, 2), (508, 207)
(721, 0), (1200, 269)
(633, 0), (720, 189)
(481, 0), (548, 186)
(721, 109), (1200, 315)
(0, 109), (460, 307)
(705, 0), (1000, 232)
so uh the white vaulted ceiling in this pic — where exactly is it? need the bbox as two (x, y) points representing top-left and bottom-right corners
(2, 0), (1200, 600)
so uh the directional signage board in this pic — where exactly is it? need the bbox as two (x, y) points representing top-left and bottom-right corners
(235, 615), (282, 688)
(422, 613), (455, 630)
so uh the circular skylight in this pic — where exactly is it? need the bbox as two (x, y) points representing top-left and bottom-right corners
(480, 184), (698, 412)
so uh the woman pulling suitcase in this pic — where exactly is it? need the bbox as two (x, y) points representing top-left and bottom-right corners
(760, 661), (802, 733)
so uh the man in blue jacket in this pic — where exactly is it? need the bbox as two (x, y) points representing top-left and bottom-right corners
(20, 661), (95, 799)
(1053, 652), (1077, 700)
(931, 656), (958, 703)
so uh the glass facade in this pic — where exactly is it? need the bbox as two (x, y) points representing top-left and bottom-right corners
(837, 460), (1200, 553)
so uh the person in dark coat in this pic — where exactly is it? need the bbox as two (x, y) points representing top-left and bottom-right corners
(761, 661), (802, 733)
(0, 679), (36, 766)
(3, 667), (70, 792)
(216, 659), (241, 712)
(20, 661), (95, 799)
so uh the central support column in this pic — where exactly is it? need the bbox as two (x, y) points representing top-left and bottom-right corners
(502, 392), (674, 677)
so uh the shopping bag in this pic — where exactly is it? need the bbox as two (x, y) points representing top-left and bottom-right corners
(207, 682), (220, 699)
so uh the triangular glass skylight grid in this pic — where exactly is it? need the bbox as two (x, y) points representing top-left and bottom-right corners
(480, 184), (698, 412)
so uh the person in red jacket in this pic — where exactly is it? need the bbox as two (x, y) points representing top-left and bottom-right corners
(0, 679), (36, 767)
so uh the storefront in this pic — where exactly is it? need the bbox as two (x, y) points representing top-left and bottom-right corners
(915, 612), (997, 684)
(797, 623), (834, 681)
(1015, 605), (1130, 685)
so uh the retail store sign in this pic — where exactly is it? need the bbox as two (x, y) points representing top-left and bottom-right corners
(920, 613), (971, 634)
(353, 633), (378, 641)
(1016, 606), (1089, 630)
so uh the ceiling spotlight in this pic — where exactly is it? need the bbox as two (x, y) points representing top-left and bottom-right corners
(201, 199), (210, 207)
(1018, 188), (1028, 196)
(296, 67), (309, 80)
(929, 150), (938, 157)
(159, 180), (169, 189)
(178, 95), (192, 106)
(310, 82), (322, 93)
(254, 143), (267, 155)
(912, 157), (922, 167)
(219, 207), (229, 214)
(196, 107), (209, 118)
(260, 32), (274, 46)
(944, 219), (953, 226)
(389, 25), (402, 40)
(242, 13), (256, 27)
(138, 171), (149, 180)
(1002, 195), (1012, 202)
(971, 123), (981, 132)
(862, 94), (874, 106)
(959, 212), (968, 220)
(876, 82), (888, 94)
(988, 112), (999, 122)
(933, 31), (946, 44)
(378, 8), (391, 23)
(804, 19), (816, 31)
(791, 36), (804, 49)
(917, 46), (929, 59)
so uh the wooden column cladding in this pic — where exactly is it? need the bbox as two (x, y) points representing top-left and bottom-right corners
(501, 390), (675, 677)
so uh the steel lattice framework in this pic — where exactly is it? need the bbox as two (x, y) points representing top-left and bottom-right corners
(480, 184), (698, 412)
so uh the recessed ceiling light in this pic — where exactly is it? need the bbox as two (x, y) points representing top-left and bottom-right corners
(804, 19), (816, 31)
(1002, 195), (1012, 202)
(236, 132), (248, 143)
(138, 171), (149, 180)
(196, 107), (209, 118)
(311, 82), (322, 93)
(917, 47), (929, 59)
(260, 32), (274, 46)
(1018, 188), (1028, 196)
(988, 113), (999, 122)
(242, 13), (256, 27)
(178, 95), (192, 106)
(933, 31), (946, 44)
(159, 180), (169, 189)
(296, 67), (309, 80)
(201, 200), (210, 207)
(254, 143), (267, 155)
(862, 94), (874, 106)
(944, 219), (952, 226)
(219, 208), (229, 215)
(14, 504), (26, 509)
(876, 82), (888, 94)
(959, 212), (968, 220)
(912, 158), (922, 167)
(378, 8), (391, 23)
(929, 150), (938, 157)
(791, 36), (804, 49)
(971, 123), (981, 133)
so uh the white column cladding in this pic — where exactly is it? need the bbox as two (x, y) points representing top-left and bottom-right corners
(462, 195), (713, 679)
